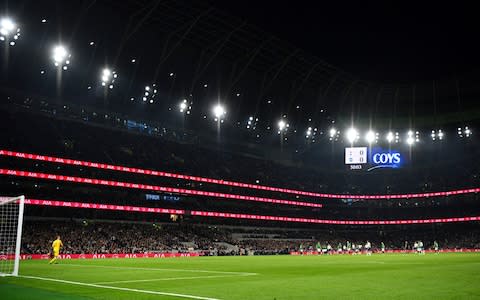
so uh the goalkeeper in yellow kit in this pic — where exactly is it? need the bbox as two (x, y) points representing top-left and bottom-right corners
(49, 235), (63, 264)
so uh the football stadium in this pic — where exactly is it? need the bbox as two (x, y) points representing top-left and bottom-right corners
(1, 1), (480, 299)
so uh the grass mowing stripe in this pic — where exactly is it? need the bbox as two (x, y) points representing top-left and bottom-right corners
(0, 283), (92, 300)
(92, 274), (256, 285)
(64, 263), (258, 275)
(19, 275), (222, 300)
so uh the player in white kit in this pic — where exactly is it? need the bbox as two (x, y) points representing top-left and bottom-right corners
(365, 241), (372, 256)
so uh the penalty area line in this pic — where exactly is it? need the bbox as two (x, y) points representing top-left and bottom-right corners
(19, 275), (221, 300)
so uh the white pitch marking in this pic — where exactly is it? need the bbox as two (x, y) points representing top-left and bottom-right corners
(92, 273), (255, 285)
(317, 260), (429, 265)
(19, 275), (221, 300)
(63, 263), (257, 275)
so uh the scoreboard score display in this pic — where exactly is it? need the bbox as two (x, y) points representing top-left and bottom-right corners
(345, 147), (404, 171)
(345, 147), (367, 165)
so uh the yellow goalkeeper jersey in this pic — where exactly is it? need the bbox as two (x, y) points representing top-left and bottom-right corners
(52, 239), (63, 251)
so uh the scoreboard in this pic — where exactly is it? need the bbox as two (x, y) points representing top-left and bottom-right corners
(345, 147), (403, 171)
(345, 147), (367, 164)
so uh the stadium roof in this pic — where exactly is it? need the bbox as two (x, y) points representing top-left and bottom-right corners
(3, 0), (480, 137)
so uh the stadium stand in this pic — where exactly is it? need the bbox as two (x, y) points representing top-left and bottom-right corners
(20, 219), (480, 256)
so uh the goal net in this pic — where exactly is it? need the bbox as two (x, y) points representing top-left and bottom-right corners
(0, 195), (25, 276)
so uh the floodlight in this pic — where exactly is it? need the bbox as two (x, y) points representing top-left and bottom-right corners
(346, 128), (358, 143)
(246, 116), (258, 130)
(276, 119), (289, 134)
(102, 69), (111, 81)
(1, 18), (14, 31)
(179, 99), (191, 114)
(306, 127), (312, 138)
(328, 127), (339, 141)
(52, 45), (70, 66)
(103, 68), (111, 76)
(0, 18), (19, 39)
(100, 68), (117, 88)
(431, 130), (444, 141)
(179, 102), (187, 112)
(213, 104), (226, 120)
(329, 128), (337, 137)
(386, 132), (394, 143)
(365, 130), (376, 143)
(437, 130), (444, 139)
(141, 85), (157, 103)
(405, 130), (417, 145)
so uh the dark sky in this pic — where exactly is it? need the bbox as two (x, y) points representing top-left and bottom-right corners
(211, 1), (479, 82)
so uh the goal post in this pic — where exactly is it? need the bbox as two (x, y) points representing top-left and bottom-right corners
(0, 195), (25, 276)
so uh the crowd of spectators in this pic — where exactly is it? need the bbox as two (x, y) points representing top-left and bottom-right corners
(21, 220), (237, 255)
(20, 220), (480, 256)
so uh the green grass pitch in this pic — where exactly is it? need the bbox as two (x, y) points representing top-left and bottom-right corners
(1, 253), (480, 299)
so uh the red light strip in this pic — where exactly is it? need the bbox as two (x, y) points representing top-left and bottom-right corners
(25, 199), (185, 215)
(25, 198), (480, 225)
(1, 150), (479, 199)
(0, 169), (322, 208)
